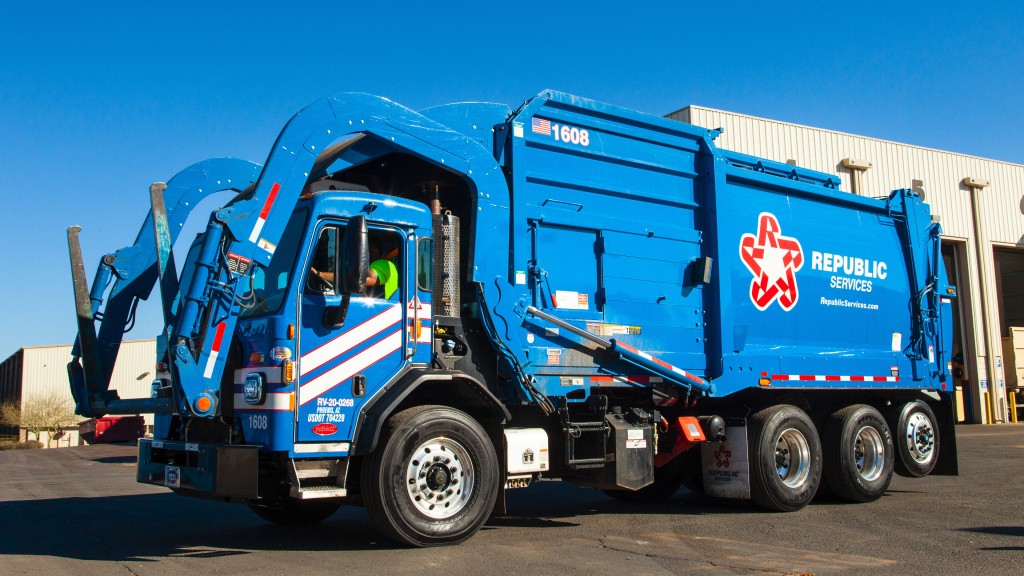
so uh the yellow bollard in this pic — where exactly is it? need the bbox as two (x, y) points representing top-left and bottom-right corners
(1010, 391), (1018, 424)
(984, 391), (994, 424)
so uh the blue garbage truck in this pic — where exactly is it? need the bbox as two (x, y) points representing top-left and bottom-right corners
(67, 90), (957, 546)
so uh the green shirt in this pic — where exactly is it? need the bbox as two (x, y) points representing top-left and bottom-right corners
(370, 259), (398, 299)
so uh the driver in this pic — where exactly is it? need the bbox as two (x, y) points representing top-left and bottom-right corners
(366, 239), (398, 299)
(309, 234), (398, 299)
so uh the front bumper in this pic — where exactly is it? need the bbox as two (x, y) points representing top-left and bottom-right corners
(137, 438), (259, 500)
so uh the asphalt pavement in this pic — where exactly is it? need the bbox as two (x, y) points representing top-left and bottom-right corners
(1, 425), (1022, 575)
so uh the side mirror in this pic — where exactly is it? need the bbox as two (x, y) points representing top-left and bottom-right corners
(323, 294), (351, 328)
(340, 215), (369, 295)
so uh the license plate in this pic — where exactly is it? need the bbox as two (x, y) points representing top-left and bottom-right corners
(165, 465), (181, 488)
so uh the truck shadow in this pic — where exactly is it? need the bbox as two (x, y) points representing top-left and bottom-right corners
(0, 481), (777, 560)
(0, 493), (404, 560)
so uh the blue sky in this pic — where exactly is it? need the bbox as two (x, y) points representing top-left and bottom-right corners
(1, 1), (1022, 360)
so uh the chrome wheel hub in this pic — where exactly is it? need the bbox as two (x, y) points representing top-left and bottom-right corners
(405, 437), (474, 519)
(905, 412), (935, 464)
(853, 425), (885, 481)
(775, 428), (811, 488)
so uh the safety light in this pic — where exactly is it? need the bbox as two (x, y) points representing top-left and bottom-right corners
(272, 347), (292, 361)
(287, 324), (295, 339)
(283, 360), (295, 383)
(156, 362), (168, 372)
(758, 377), (772, 387)
(195, 395), (212, 413)
(249, 352), (264, 364)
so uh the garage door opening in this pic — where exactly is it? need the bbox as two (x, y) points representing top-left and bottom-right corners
(994, 247), (1024, 421)
(942, 242), (971, 423)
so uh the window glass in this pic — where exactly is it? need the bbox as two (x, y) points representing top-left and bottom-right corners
(307, 226), (339, 295)
(366, 228), (403, 300)
(417, 238), (433, 292)
(240, 209), (308, 317)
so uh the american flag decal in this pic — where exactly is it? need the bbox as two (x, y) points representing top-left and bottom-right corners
(532, 117), (551, 135)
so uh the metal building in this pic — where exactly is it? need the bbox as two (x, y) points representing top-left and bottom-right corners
(0, 340), (156, 445)
(669, 105), (1024, 424)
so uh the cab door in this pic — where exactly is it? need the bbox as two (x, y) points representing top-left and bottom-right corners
(294, 221), (407, 445)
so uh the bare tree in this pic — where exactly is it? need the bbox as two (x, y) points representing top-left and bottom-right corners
(0, 392), (81, 447)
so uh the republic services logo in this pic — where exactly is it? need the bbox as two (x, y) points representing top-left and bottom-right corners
(739, 213), (804, 311)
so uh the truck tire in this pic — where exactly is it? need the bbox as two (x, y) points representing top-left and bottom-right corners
(248, 498), (341, 526)
(822, 405), (894, 502)
(360, 405), (499, 547)
(748, 405), (822, 512)
(888, 400), (940, 477)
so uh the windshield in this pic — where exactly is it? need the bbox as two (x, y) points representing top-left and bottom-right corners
(240, 209), (309, 318)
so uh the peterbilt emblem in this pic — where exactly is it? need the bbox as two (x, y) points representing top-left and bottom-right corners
(522, 448), (534, 464)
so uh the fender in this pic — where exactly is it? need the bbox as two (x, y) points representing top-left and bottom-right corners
(351, 368), (511, 456)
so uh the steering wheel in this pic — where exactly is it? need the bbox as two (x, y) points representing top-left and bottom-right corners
(309, 268), (334, 292)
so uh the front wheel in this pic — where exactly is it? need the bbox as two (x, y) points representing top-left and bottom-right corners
(748, 405), (822, 512)
(361, 405), (499, 547)
(888, 400), (940, 477)
(823, 405), (894, 502)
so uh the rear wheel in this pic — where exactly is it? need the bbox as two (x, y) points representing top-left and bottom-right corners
(248, 498), (341, 526)
(888, 400), (939, 477)
(748, 405), (822, 512)
(823, 405), (894, 502)
(361, 405), (499, 547)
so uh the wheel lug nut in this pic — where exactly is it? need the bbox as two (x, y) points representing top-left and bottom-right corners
(434, 456), (441, 462)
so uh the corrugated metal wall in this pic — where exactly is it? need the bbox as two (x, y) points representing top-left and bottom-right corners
(7, 339), (157, 442)
(0, 350), (24, 438)
(669, 106), (1024, 423)
(670, 106), (1024, 242)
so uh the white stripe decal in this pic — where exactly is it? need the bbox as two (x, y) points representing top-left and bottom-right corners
(234, 392), (292, 411)
(248, 216), (266, 243)
(300, 331), (403, 405)
(235, 366), (283, 385)
(203, 350), (219, 379)
(300, 305), (401, 376)
(772, 374), (899, 382)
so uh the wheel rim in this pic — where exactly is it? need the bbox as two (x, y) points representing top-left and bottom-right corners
(905, 412), (935, 465)
(853, 425), (886, 481)
(775, 428), (811, 488)
(405, 436), (474, 519)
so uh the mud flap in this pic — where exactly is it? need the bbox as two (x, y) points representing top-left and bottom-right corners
(701, 419), (750, 499)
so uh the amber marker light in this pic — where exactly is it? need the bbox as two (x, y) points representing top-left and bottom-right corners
(287, 324), (295, 339)
(196, 396), (212, 412)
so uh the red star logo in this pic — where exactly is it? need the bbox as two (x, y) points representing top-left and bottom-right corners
(713, 444), (732, 468)
(739, 213), (804, 311)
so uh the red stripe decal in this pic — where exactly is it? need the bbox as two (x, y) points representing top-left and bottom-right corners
(211, 322), (227, 352)
(259, 182), (280, 219)
(799, 375), (816, 381)
(591, 376), (653, 383)
(825, 375), (841, 381)
(652, 357), (673, 370)
(617, 342), (639, 354)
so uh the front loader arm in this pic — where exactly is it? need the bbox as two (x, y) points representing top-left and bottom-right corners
(67, 158), (262, 418)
